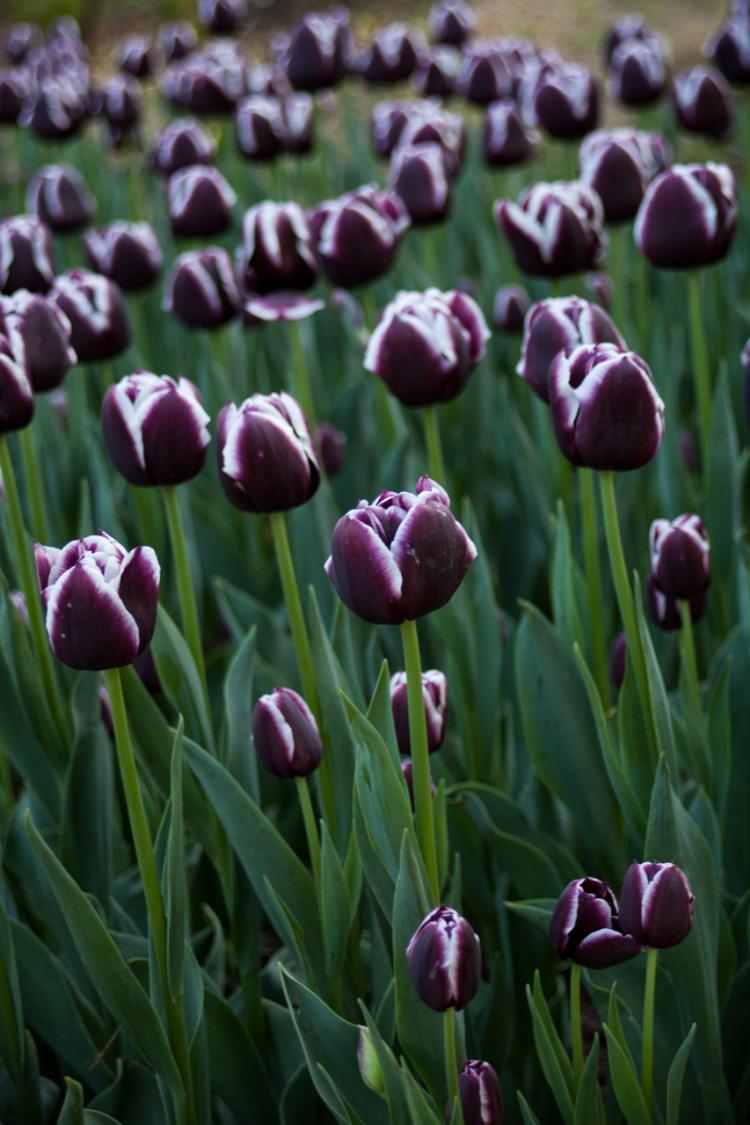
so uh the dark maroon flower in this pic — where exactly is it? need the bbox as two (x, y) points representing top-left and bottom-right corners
(0, 66), (32, 123)
(522, 62), (599, 140)
(159, 21), (198, 63)
(579, 128), (669, 224)
(649, 514), (710, 600)
(238, 201), (317, 295)
(673, 65), (734, 139)
(483, 99), (537, 167)
(390, 668), (448, 756)
(453, 1060), (504, 1125)
(401, 757), (437, 807)
(280, 10), (352, 92)
(609, 632), (627, 690)
(20, 74), (88, 139)
(517, 296), (625, 403)
(647, 576), (706, 631)
(309, 184), (410, 289)
(358, 23), (423, 85)
(390, 143), (451, 226)
(550, 877), (642, 968)
(494, 181), (605, 279)
(493, 284), (529, 333)
(459, 43), (513, 106)
(317, 422), (347, 477)
(397, 110), (466, 178)
(412, 46), (460, 98)
(603, 15), (665, 64)
(407, 906), (481, 1012)
(198, 0), (247, 35)
(609, 40), (668, 107)
(168, 165), (236, 238)
(114, 34), (154, 79)
(98, 74), (142, 145)
(84, 222), (162, 292)
(252, 687), (322, 779)
(0, 215), (55, 295)
(618, 862), (694, 949)
(165, 247), (241, 330)
(151, 118), (216, 177)
(0, 326), (34, 433)
(27, 164), (95, 233)
(3, 23), (43, 65)
(49, 270), (131, 364)
(707, 15), (750, 85)
(635, 163), (736, 270)
(0, 291), (76, 393)
(161, 42), (247, 115)
(429, 0), (476, 47)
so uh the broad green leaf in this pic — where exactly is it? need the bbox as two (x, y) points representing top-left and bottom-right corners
(202, 988), (276, 1123)
(667, 1024), (696, 1125)
(399, 1062), (444, 1125)
(573, 1034), (604, 1125)
(603, 1024), (650, 1125)
(151, 606), (213, 751)
(526, 971), (574, 1123)
(0, 882), (24, 1080)
(550, 500), (585, 652)
(320, 822), (351, 978)
(165, 719), (185, 1002)
(221, 628), (259, 796)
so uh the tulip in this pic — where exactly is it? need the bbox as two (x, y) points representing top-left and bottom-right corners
(585, 272), (613, 311)
(707, 16), (750, 84)
(400, 757), (437, 807)
(4, 22), (42, 65)
(609, 41), (668, 107)
(390, 143), (451, 225)
(549, 877), (642, 968)
(0, 292), (76, 393)
(316, 422), (347, 477)
(634, 163), (736, 270)
(217, 392), (319, 514)
(235, 95), (285, 160)
(494, 181), (605, 278)
(406, 906), (481, 1012)
(35, 533), (159, 671)
(49, 270), (131, 364)
(459, 44), (513, 106)
(413, 47), (460, 98)
(619, 862), (694, 949)
(398, 111), (466, 179)
(151, 118), (217, 177)
(251, 687), (323, 779)
(114, 34), (153, 79)
(678, 430), (699, 474)
(27, 164), (95, 233)
(522, 62), (599, 140)
(603, 14), (664, 64)
(198, 0), (247, 35)
(673, 65), (734, 139)
(517, 296), (625, 403)
(483, 99), (537, 167)
(365, 288), (489, 407)
(609, 632), (627, 689)
(237, 201), (317, 296)
(164, 247), (241, 330)
(20, 75), (88, 140)
(0, 328), (34, 433)
(493, 284), (529, 333)
(280, 10), (352, 91)
(97, 75), (142, 146)
(325, 476), (476, 625)
(371, 100), (425, 158)
(0, 67), (32, 124)
(453, 1060), (504, 1125)
(161, 43), (247, 115)
(168, 165), (236, 239)
(159, 21), (198, 63)
(429, 0), (476, 47)
(357, 1027), (385, 1095)
(0, 215), (56, 295)
(84, 222), (163, 292)
(647, 576), (706, 632)
(102, 371), (210, 487)
(358, 23), (422, 85)
(649, 515), (710, 601)
(282, 94), (315, 154)
(391, 668), (447, 756)
(309, 185), (410, 289)
(579, 128), (669, 224)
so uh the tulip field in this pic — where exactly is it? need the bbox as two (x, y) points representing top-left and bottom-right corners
(2, 1), (750, 1122)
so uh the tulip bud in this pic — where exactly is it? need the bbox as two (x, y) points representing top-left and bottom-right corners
(358, 23), (422, 85)
(483, 99), (537, 167)
(603, 14), (663, 64)
(20, 75), (88, 140)
(27, 164), (96, 233)
(84, 222), (163, 292)
(0, 328), (34, 433)
(217, 392), (320, 513)
(618, 862), (694, 949)
(398, 111), (466, 179)
(678, 430), (699, 474)
(198, 0), (247, 35)
(517, 296), (625, 403)
(649, 514), (710, 601)
(365, 288), (489, 407)
(237, 202), (317, 295)
(522, 62), (599, 140)
(493, 283), (529, 332)
(35, 533), (160, 671)
(326, 476), (477, 625)
(550, 343), (664, 471)
(579, 128), (669, 224)
(550, 877), (643, 968)
(280, 11), (352, 91)
(317, 422), (347, 477)
(707, 16), (750, 85)
(283, 94), (315, 154)
(151, 118), (217, 177)
(102, 371), (210, 487)
(390, 143), (451, 226)
(0, 67), (31, 124)
(647, 577), (706, 632)
(97, 75), (142, 142)
(390, 668), (448, 756)
(635, 163), (736, 270)
(673, 65), (734, 139)
(168, 165), (236, 239)
(165, 247), (241, 331)
(0, 291), (76, 393)
(49, 270), (131, 364)
(160, 21), (198, 63)
(114, 34), (153, 79)
(4, 22), (42, 65)
(609, 632), (627, 690)
(161, 43), (247, 115)
(452, 1060), (504, 1125)
(609, 41), (668, 107)
(459, 45), (513, 106)
(357, 1026), (385, 1096)
(309, 185), (410, 289)
(251, 686), (322, 778)
(494, 181), (605, 278)
(429, 0), (476, 47)
(0, 215), (55, 295)
(371, 100), (420, 158)
(236, 95), (285, 160)
(413, 47), (460, 98)
(406, 906), (481, 1012)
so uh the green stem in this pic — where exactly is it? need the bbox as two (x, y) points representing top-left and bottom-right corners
(290, 320), (317, 434)
(598, 472), (658, 759)
(18, 426), (48, 543)
(295, 776), (321, 886)
(400, 618), (440, 904)
(679, 600), (702, 720)
(423, 406), (447, 485)
(641, 947), (659, 1115)
(443, 1008), (461, 1118)
(162, 487), (207, 701)
(579, 469), (608, 707)
(610, 223), (628, 334)
(636, 251), (649, 357)
(0, 436), (68, 750)
(570, 963), (584, 1084)
(687, 271), (711, 463)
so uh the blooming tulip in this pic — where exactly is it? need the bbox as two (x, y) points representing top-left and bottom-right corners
(550, 876), (642, 968)
(494, 181), (605, 278)
(251, 687), (323, 779)
(84, 222), (163, 292)
(391, 668), (448, 756)
(407, 906), (481, 1012)
(309, 185), (409, 289)
(618, 862), (695, 948)
(635, 163), (736, 270)
(27, 164), (95, 233)
(164, 247), (241, 330)
(0, 215), (55, 295)
(49, 270), (131, 363)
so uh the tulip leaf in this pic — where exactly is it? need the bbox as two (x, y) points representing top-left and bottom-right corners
(357, 1002), (411, 1125)
(221, 627), (259, 796)
(666, 1023), (697, 1125)
(603, 1023), (650, 1125)
(504, 898), (557, 934)
(56, 1078), (84, 1125)
(526, 970), (575, 1123)
(0, 881), (24, 1081)
(151, 605), (213, 751)
(61, 686), (113, 909)
(399, 1062), (444, 1124)
(320, 821), (351, 978)
(165, 719), (185, 1003)
(573, 1033), (604, 1125)
(550, 500), (586, 652)
(706, 374), (741, 595)
(365, 659), (399, 765)
(202, 988), (276, 1123)
(517, 1092), (544, 1125)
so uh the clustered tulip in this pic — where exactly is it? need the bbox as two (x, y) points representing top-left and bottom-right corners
(549, 877), (642, 968)
(164, 247), (241, 330)
(522, 61), (599, 140)
(579, 128), (669, 223)
(707, 12), (750, 84)
(151, 118), (217, 177)
(609, 40), (668, 107)
(517, 296), (624, 403)
(251, 687), (323, 779)
(159, 21), (198, 63)
(309, 185), (410, 289)
(0, 324), (34, 433)
(27, 164), (95, 232)
(635, 163), (737, 269)
(494, 181), (605, 278)
(198, 0), (247, 36)
(236, 94), (315, 160)
(0, 68), (31, 124)
(0, 291), (76, 393)
(390, 669), (448, 756)
(278, 10), (352, 92)
(428, 0), (476, 47)
(459, 43), (513, 106)
(358, 23), (422, 85)
(619, 862), (695, 949)
(21, 75), (88, 140)
(406, 906), (481, 1011)
(161, 42), (247, 116)
(412, 46), (460, 98)
(114, 34), (153, 80)
(389, 143), (451, 226)
(483, 99), (537, 167)
(49, 270), (131, 364)
(0, 215), (55, 295)
(84, 222), (163, 292)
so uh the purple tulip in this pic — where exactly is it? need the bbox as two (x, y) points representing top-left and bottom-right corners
(522, 61), (599, 140)
(198, 0), (247, 35)
(707, 16), (750, 85)
(243, 293), (324, 327)
(49, 270), (131, 364)
(579, 128), (669, 224)
(549, 343), (664, 471)
(493, 284), (530, 333)
(585, 272), (614, 311)
(397, 111), (466, 179)
(401, 757), (437, 807)
(428, 0), (476, 47)
(282, 94), (315, 154)
(3, 23), (42, 65)
(390, 668), (448, 756)
(609, 632), (627, 690)
(279, 10), (352, 91)
(358, 23), (422, 85)
(101, 371), (210, 487)
(483, 99), (537, 167)
(550, 877), (643, 968)
(649, 514), (710, 600)
(673, 66), (734, 139)
(159, 21), (198, 63)
(407, 906), (481, 1012)
(35, 533), (160, 671)
(251, 687), (322, 779)
(0, 327), (34, 433)
(237, 201), (317, 296)
(0, 291), (76, 393)
(216, 392), (319, 513)
(0, 67), (32, 124)
(365, 287), (489, 407)
(309, 185), (410, 289)
(678, 430), (699, 474)
(84, 222), (163, 292)
(647, 577), (707, 632)
(164, 247), (241, 330)
(390, 143), (451, 226)
(151, 118), (217, 177)
(97, 74), (142, 146)
(518, 297), (625, 403)
(494, 181), (605, 278)
(27, 164), (95, 233)
(325, 476), (477, 625)
(114, 34), (154, 79)
(618, 862), (694, 949)
(168, 165), (236, 239)
(236, 95), (285, 160)
(20, 74), (88, 140)
(372, 99), (427, 158)
(609, 41), (668, 107)
(459, 43), (513, 106)
(452, 1060), (504, 1125)
(317, 422), (347, 477)
(603, 14), (664, 64)
(635, 163), (736, 270)
(161, 43), (247, 115)
(412, 46), (460, 98)
(0, 215), (55, 295)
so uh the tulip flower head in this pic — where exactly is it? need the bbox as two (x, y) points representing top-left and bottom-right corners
(316, 422), (347, 477)
(493, 284), (530, 332)
(165, 247), (241, 330)
(251, 687), (323, 779)
(494, 181), (605, 278)
(413, 46), (460, 98)
(168, 165), (236, 238)
(579, 128), (669, 224)
(159, 21), (198, 63)
(673, 65), (734, 139)
(390, 143), (451, 226)
(27, 164), (95, 233)
(649, 514), (710, 601)
(237, 201), (317, 295)
(358, 23), (422, 85)
(49, 270), (131, 364)
(84, 221), (163, 292)
(391, 668), (448, 756)
(198, 0), (247, 35)
(618, 862), (694, 948)
(406, 905), (482, 1011)
(151, 118), (217, 177)
(0, 291), (76, 393)
(550, 876), (643, 968)
(455, 1060), (504, 1125)
(0, 215), (55, 295)
(522, 61), (600, 140)
(280, 10), (352, 92)
(309, 185), (410, 289)
(518, 296), (625, 403)
(707, 15), (750, 84)
(609, 40), (668, 107)
(428, 0), (476, 47)
(0, 325), (34, 433)
(483, 99), (538, 167)
(635, 162), (736, 270)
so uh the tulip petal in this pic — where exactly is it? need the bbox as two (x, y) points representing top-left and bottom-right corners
(45, 557), (139, 669)
(325, 515), (404, 624)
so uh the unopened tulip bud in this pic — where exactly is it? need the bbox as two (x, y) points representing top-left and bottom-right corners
(159, 21), (198, 62)
(550, 877), (642, 968)
(429, 0), (476, 47)
(0, 291), (76, 392)
(523, 62), (600, 140)
(358, 23), (422, 85)
(236, 95), (285, 160)
(585, 272), (613, 311)
(459, 45), (513, 106)
(390, 142), (451, 226)
(483, 100), (537, 167)
(609, 632), (627, 690)
(649, 514), (710, 601)
(493, 284), (529, 332)
(164, 247), (241, 330)
(317, 422), (347, 477)
(151, 118), (217, 177)
(27, 164), (95, 233)
(413, 47), (460, 98)
(281, 11), (352, 92)
(161, 43), (247, 115)
(579, 128), (669, 223)
(84, 221), (163, 292)
(49, 270), (131, 364)
(398, 111), (466, 179)
(309, 185), (410, 289)
(635, 163), (736, 270)
(251, 687), (322, 778)
(0, 329), (34, 433)
(603, 14), (663, 64)
(673, 66), (734, 139)
(618, 862), (694, 948)
(114, 34), (154, 79)
(495, 181), (605, 278)
(647, 576), (706, 632)
(0, 67), (31, 124)
(707, 16), (750, 85)
(390, 668), (448, 756)
(20, 75), (88, 140)
(609, 41), (667, 107)
(357, 1027), (385, 1096)
(168, 165), (236, 239)
(518, 296), (625, 403)
(198, 0), (247, 35)
(453, 1060), (504, 1125)
(0, 215), (55, 294)
(407, 906), (481, 1012)
(237, 201), (317, 294)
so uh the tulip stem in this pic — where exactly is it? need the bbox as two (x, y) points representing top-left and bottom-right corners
(679, 600), (702, 721)
(570, 963), (584, 1084)
(443, 1008), (461, 1117)
(18, 426), (49, 543)
(579, 469), (608, 706)
(636, 251), (650, 357)
(423, 406), (447, 485)
(687, 271), (711, 463)
(610, 223), (628, 334)
(401, 618), (440, 904)
(162, 486), (208, 703)
(641, 947), (659, 1115)
(103, 667), (196, 1125)
(295, 776), (321, 886)
(290, 321), (317, 435)
(0, 436), (68, 752)
(598, 472), (658, 759)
